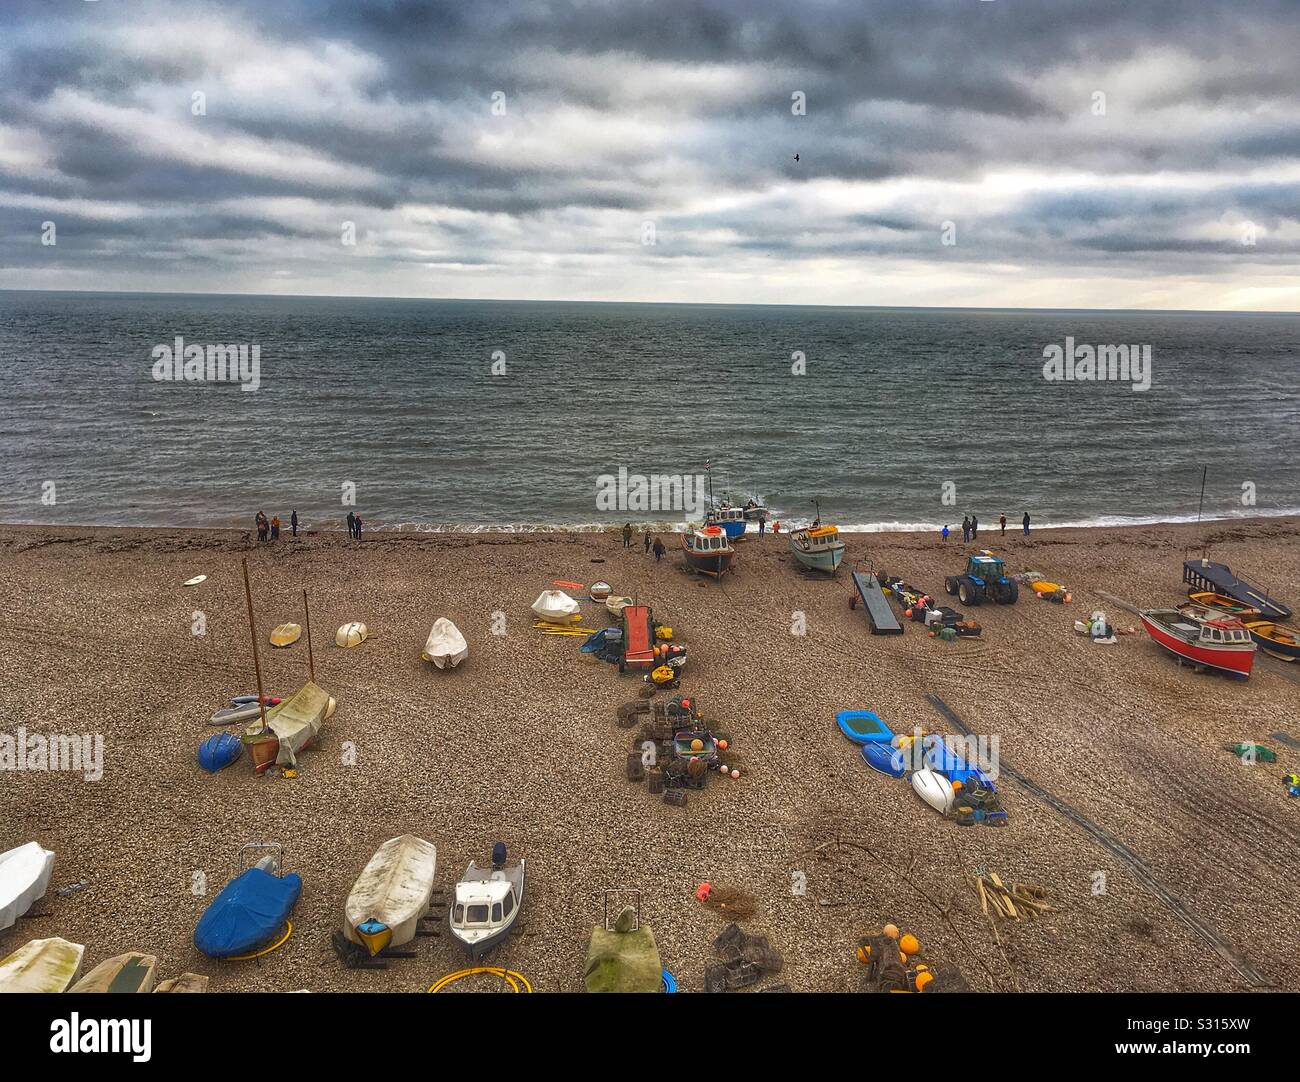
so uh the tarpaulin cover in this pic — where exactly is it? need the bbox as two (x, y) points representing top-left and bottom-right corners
(194, 868), (302, 958)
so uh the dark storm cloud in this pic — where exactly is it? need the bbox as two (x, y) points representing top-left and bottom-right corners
(0, 0), (1297, 306)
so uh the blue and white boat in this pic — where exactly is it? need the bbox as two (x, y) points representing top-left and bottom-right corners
(705, 504), (747, 541)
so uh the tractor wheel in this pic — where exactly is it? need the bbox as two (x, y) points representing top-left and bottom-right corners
(1002, 578), (1019, 604)
(944, 576), (959, 595)
(958, 580), (981, 606)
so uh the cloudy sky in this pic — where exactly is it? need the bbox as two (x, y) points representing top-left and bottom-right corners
(1, 0), (1297, 310)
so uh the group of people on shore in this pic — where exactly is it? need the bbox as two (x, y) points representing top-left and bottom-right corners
(622, 523), (667, 561)
(942, 512), (1031, 543)
(345, 511), (364, 539)
(254, 509), (298, 542)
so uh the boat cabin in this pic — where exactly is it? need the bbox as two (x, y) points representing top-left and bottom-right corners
(800, 525), (841, 549)
(707, 506), (745, 526)
(451, 876), (518, 939)
(691, 526), (731, 552)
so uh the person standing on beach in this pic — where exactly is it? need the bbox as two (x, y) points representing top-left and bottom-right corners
(942, 524), (949, 542)
(644, 528), (652, 554)
(347, 510), (356, 539)
(971, 515), (978, 540)
(1022, 511), (1031, 537)
(999, 513), (1006, 536)
(291, 510), (298, 538)
(354, 514), (363, 540)
(270, 515), (280, 541)
(622, 523), (633, 548)
(652, 536), (665, 562)
(961, 516), (970, 543)
(256, 511), (268, 543)
(758, 516), (766, 538)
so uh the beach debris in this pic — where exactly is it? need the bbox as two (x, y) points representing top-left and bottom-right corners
(269, 622), (302, 647)
(1272, 732), (1300, 752)
(855, 923), (932, 992)
(335, 621), (368, 648)
(973, 872), (1055, 922)
(1225, 742), (1276, 764)
(705, 922), (784, 992)
(1073, 610), (1118, 644)
(697, 884), (757, 921)
(183, 574), (208, 587)
(55, 879), (89, 898)
(588, 581), (611, 601)
(1285, 773), (1300, 797)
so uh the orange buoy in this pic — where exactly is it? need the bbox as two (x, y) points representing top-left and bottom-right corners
(915, 970), (934, 992)
(900, 933), (920, 955)
(696, 882), (712, 902)
(717, 739), (729, 751)
(856, 945), (871, 964)
(883, 923), (899, 939)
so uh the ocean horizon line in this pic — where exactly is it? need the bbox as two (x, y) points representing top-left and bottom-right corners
(1, 287), (1297, 318)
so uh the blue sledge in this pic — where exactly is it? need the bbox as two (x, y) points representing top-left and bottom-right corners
(194, 866), (301, 959)
(836, 710), (894, 744)
(861, 742), (906, 778)
(197, 732), (243, 773)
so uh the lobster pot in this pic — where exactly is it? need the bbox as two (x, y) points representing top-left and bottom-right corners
(663, 790), (687, 808)
(647, 768), (664, 795)
(626, 753), (646, 782)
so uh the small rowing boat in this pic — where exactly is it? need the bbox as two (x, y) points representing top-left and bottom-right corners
(1243, 620), (1300, 661)
(450, 844), (526, 962)
(69, 952), (158, 993)
(0, 937), (85, 992)
(422, 618), (469, 669)
(1186, 591), (1262, 618)
(345, 835), (438, 956)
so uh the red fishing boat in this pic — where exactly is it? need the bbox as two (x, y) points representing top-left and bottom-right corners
(1139, 606), (1256, 678)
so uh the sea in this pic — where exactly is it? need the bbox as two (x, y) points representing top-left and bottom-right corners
(1, 290), (1297, 533)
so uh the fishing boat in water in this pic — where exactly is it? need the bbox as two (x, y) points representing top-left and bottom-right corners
(789, 525), (846, 573)
(705, 504), (747, 541)
(449, 843), (526, 961)
(681, 525), (735, 578)
(1139, 606), (1256, 677)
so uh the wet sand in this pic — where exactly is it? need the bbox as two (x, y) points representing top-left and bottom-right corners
(1, 517), (1299, 993)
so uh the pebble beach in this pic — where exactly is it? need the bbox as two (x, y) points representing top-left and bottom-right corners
(2, 517), (1299, 994)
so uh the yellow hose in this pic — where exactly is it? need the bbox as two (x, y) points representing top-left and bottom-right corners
(224, 920), (293, 961)
(428, 966), (533, 993)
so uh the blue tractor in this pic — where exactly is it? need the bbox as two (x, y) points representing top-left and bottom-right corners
(945, 554), (1019, 606)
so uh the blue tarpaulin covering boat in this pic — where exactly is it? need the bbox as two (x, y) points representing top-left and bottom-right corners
(194, 867), (301, 958)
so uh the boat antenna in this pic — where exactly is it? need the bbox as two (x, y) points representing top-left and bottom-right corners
(303, 588), (314, 682)
(1195, 465), (1207, 525)
(811, 497), (821, 528)
(241, 557), (268, 733)
(706, 460), (714, 507)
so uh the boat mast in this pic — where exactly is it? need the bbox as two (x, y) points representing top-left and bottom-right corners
(241, 557), (268, 733)
(1196, 465), (1207, 525)
(811, 498), (821, 528)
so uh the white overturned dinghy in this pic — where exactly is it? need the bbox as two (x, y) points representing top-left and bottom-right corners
(532, 590), (580, 623)
(450, 844), (525, 962)
(0, 841), (54, 931)
(422, 618), (469, 669)
(345, 835), (438, 957)
(0, 937), (85, 992)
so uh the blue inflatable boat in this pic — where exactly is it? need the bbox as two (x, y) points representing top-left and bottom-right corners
(194, 867), (302, 958)
(836, 710), (894, 744)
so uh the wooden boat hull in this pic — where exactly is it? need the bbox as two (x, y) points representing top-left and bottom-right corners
(1139, 612), (1255, 677)
(344, 835), (438, 956)
(70, 952), (157, 993)
(1187, 591), (1261, 618)
(0, 937), (84, 993)
(1245, 621), (1300, 660)
(154, 973), (209, 993)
